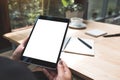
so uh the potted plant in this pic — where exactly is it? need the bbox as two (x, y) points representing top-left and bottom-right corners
(61, 0), (84, 18)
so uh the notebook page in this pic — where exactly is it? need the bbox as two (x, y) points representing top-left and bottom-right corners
(64, 37), (94, 56)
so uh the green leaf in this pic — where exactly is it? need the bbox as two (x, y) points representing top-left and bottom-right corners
(61, 0), (74, 7)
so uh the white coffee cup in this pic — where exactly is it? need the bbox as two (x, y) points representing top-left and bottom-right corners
(70, 17), (83, 26)
(69, 17), (86, 29)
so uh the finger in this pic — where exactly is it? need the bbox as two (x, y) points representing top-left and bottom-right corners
(22, 37), (29, 46)
(11, 43), (25, 60)
(61, 60), (72, 76)
(18, 44), (25, 50)
(16, 44), (24, 54)
(32, 66), (43, 72)
(42, 68), (53, 80)
(61, 60), (69, 70)
(57, 60), (64, 76)
(47, 70), (56, 77)
(11, 38), (28, 61)
(44, 68), (56, 76)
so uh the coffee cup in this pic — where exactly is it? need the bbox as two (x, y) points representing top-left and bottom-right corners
(69, 17), (86, 29)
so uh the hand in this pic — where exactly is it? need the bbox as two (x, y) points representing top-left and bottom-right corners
(43, 60), (72, 80)
(11, 38), (28, 61)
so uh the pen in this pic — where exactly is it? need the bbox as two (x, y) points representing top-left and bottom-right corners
(63, 37), (71, 50)
(77, 38), (92, 49)
(103, 33), (120, 37)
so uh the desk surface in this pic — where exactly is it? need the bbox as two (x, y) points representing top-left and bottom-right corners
(3, 21), (120, 80)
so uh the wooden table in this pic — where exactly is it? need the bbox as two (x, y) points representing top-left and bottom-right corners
(3, 21), (120, 80)
(3, 28), (32, 45)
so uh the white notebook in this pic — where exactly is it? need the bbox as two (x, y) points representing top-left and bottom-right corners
(63, 37), (94, 56)
(85, 29), (107, 37)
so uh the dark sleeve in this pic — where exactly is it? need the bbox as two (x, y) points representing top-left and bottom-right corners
(0, 56), (37, 80)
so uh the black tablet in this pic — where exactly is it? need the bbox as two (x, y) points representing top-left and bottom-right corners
(21, 15), (69, 69)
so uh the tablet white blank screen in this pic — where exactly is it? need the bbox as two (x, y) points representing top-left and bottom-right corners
(23, 19), (68, 63)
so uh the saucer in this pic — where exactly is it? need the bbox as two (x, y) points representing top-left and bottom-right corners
(69, 22), (86, 29)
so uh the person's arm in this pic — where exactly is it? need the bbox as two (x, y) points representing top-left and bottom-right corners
(10, 38), (28, 61)
(43, 60), (72, 80)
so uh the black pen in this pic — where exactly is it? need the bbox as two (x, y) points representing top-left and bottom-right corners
(104, 33), (120, 37)
(77, 38), (92, 49)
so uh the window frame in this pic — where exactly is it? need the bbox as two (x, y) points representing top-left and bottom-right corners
(96, 0), (120, 21)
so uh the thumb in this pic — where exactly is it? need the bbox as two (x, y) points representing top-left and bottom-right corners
(57, 60), (64, 76)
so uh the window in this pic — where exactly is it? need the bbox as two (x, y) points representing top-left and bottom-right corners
(106, 0), (117, 17)
(8, 0), (63, 29)
(88, 0), (104, 20)
(8, 0), (120, 29)
(88, 0), (120, 22)
(8, 0), (43, 29)
(116, 0), (120, 14)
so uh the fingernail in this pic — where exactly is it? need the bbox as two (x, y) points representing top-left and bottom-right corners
(58, 60), (63, 65)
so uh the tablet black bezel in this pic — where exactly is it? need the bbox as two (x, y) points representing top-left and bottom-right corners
(21, 15), (69, 69)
